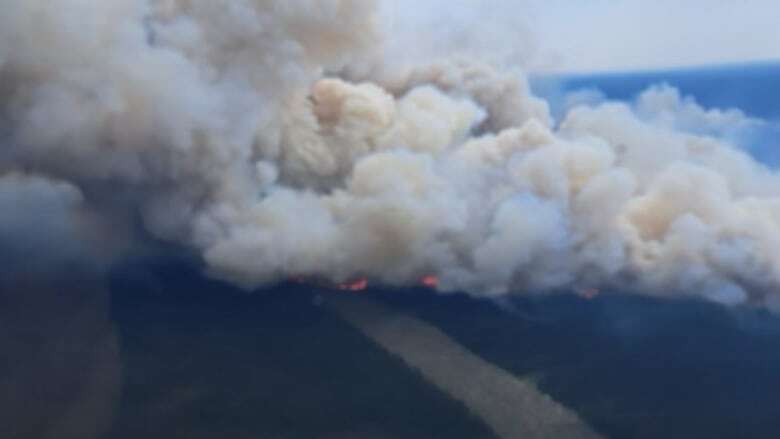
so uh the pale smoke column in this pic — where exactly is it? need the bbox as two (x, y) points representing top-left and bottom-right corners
(1, 1), (780, 309)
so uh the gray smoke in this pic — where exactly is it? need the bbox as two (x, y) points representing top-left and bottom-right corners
(2, 0), (780, 310)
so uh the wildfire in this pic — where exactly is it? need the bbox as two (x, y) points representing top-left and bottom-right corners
(337, 278), (369, 292)
(576, 287), (601, 300)
(420, 275), (439, 289)
(292, 274), (439, 293)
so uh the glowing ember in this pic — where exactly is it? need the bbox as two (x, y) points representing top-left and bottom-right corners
(337, 278), (369, 292)
(576, 287), (601, 300)
(421, 275), (439, 289)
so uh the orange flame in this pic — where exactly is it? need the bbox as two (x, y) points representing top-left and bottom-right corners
(293, 275), (439, 293)
(420, 275), (439, 289)
(576, 287), (601, 300)
(337, 278), (369, 292)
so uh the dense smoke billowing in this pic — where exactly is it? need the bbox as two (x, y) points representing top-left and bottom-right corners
(2, 0), (780, 309)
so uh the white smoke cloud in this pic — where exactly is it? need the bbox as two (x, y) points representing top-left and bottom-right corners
(2, 0), (780, 310)
(633, 85), (763, 137)
(378, 0), (547, 70)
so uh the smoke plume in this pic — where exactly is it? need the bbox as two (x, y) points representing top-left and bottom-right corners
(2, 0), (780, 310)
